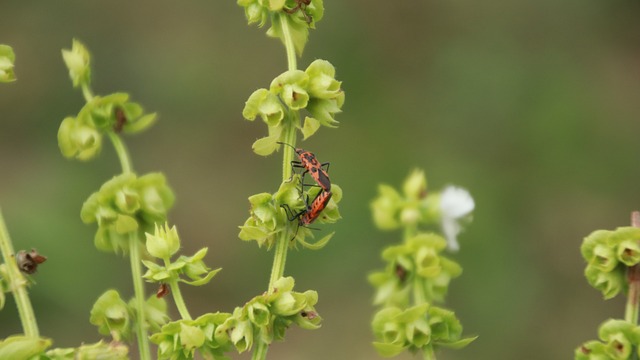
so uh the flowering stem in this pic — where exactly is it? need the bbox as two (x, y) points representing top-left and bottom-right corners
(164, 259), (192, 320)
(108, 131), (149, 359)
(107, 132), (133, 174)
(252, 14), (301, 360)
(626, 212), (640, 325)
(129, 236), (151, 360)
(279, 14), (297, 72)
(0, 208), (39, 338)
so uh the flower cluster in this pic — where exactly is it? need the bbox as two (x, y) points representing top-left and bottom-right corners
(581, 227), (640, 299)
(369, 234), (462, 307)
(58, 40), (157, 161)
(0, 45), (16, 83)
(237, 0), (324, 55)
(238, 175), (341, 249)
(80, 173), (175, 253)
(215, 276), (321, 353)
(576, 319), (640, 360)
(142, 223), (221, 287)
(372, 303), (475, 357)
(149, 277), (319, 359)
(89, 289), (168, 342)
(242, 59), (344, 155)
(371, 169), (474, 252)
(370, 169), (475, 358)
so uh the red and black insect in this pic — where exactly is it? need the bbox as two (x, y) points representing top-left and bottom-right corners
(277, 142), (331, 192)
(281, 189), (333, 240)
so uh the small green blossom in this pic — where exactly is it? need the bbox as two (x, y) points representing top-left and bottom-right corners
(575, 319), (640, 360)
(238, 0), (324, 55)
(81, 173), (175, 253)
(90, 290), (132, 341)
(145, 223), (180, 260)
(150, 312), (232, 360)
(0, 45), (17, 82)
(61, 39), (91, 88)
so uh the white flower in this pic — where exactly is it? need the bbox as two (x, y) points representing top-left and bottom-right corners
(439, 186), (474, 252)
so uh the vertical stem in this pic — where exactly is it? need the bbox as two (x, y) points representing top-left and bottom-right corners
(626, 211), (640, 325)
(0, 208), (39, 338)
(252, 14), (300, 360)
(279, 14), (297, 72)
(130, 236), (151, 360)
(81, 84), (95, 103)
(164, 259), (192, 320)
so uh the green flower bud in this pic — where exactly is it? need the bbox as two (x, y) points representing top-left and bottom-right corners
(230, 319), (253, 353)
(306, 95), (343, 128)
(114, 186), (140, 214)
(237, 0), (269, 26)
(61, 39), (91, 88)
(90, 290), (131, 341)
(0, 336), (51, 359)
(428, 306), (463, 343)
(617, 239), (640, 267)
(136, 173), (175, 224)
(403, 169), (427, 200)
(371, 184), (403, 230)
(243, 88), (285, 127)
(145, 223), (181, 260)
(581, 230), (613, 263)
(270, 70), (309, 110)
(591, 243), (618, 273)
(575, 340), (607, 360)
(415, 246), (441, 278)
(0, 45), (16, 83)
(585, 264), (626, 299)
(58, 116), (103, 161)
(305, 59), (341, 100)
(598, 319), (640, 359)
(248, 300), (271, 327)
(179, 323), (206, 355)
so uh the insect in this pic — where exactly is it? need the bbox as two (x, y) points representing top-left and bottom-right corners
(283, 0), (313, 24)
(16, 249), (47, 274)
(156, 283), (170, 298)
(114, 107), (127, 133)
(277, 142), (331, 192)
(281, 189), (333, 240)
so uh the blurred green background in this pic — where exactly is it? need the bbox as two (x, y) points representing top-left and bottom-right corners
(2, 1), (640, 359)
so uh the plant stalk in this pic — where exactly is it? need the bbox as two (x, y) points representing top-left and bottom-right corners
(0, 208), (40, 338)
(164, 259), (192, 320)
(108, 132), (133, 174)
(252, 14), (300, 360)
(130, 235), (151, 360)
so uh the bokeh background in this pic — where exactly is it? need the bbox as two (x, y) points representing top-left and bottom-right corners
(2, 1), (640, 359)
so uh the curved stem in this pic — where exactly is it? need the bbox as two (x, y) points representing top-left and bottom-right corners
(107, 132), (133, 174)
(129, 236), (151, 360)
(81, 84), (94, 102)
(164, 259), (192, 320)
(0, 208), (39, 338)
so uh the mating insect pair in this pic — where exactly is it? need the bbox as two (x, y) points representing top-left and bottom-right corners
(278, 142), (333, 239)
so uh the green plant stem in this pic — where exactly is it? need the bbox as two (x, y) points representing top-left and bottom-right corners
(81, 84), (94, 102)
(0, 208), (39, 338)
(279, 14), (297, 72)
(109, 132), (149, 359)
(164, 259), (192, 320)
(108, 132), (133, 174)
(423, 344), (436, 360)
(129, 235), (151, 360)
(627, 212), (640, 326)
(252, 15), (300, 360)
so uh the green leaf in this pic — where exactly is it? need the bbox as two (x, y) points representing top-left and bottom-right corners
(301, 116), (321, 140)
(123, 113), (157, 134)
(436, 335), (478, 349)
(252, 135), (279, 156)
(180, 268), (222, 286)
(298, 231), (334, 250)
(372, 341), (405, 357)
